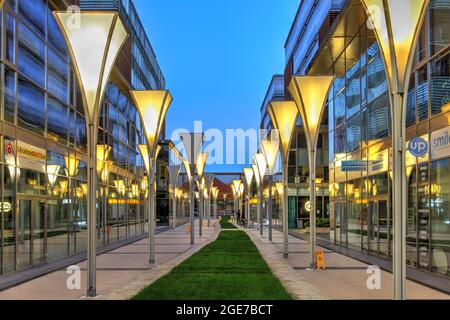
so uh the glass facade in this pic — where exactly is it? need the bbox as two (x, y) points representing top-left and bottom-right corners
(328, 0), (450, 278)
(0, 0), (167, 277)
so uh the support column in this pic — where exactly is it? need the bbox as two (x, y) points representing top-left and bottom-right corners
(87, 124), (97, 297)
(149, 169), (156, 264)
(309, 149), (316, 269)
(392, 92), (407, 300)
(268, 176), (273, 242)
(282, 164), (289, 259)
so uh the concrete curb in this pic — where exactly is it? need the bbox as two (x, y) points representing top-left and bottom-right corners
(90, 226), (222, 300)
(237, 225), (328, 300)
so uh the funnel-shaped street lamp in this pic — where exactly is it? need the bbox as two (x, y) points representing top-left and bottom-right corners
(204, 174), (215, 227)
(288, 75), (334, 269)
(239, 182), (245, 219)
(261, 137), (279, 241)
(232, 179), (242, 220)
(132, 90), (172, 265)
(211, 187), (219, 220)
(54, 11), (128, 297)
(230, 184), (237, 219)
(167, 165), (181, 230)
(180, 133), (205, 244)
(196, 153), (208, 236)
(253, 153), (267, 235)
(243, 168), (254, 228)
(361, 0), (430, 300)
(267, 101), (298, 258)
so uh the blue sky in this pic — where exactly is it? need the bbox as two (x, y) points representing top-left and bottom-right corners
(134, 0), (299, 172)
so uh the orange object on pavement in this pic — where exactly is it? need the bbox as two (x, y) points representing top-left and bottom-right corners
(316, 250), (326, 270)
(186, 225), (191, 233)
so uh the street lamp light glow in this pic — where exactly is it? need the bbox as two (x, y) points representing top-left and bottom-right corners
(260, 139), (279, 175)
(243, 168), (254, 227)
(253, 153), (267, 235)
(361, 0), (430, 300)
(54, 10), (129, 298)
(47, 165), (60, 188)
(54, 12), (128, 124)
(288, 75), (334, 269)
(132, 89), (172, 266)
(267, 101), (298, 258)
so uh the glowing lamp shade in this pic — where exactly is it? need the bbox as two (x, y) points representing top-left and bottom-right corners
(205, 173), (215, 190)
(53, 12), (128, 124)
(231, 184), (236, 197)
(196, 152), (209, 179)
(211, 187), (219, 199)
(131, 90), (172, 158)
(64, 155), (79, 178)
(47, 165), (61, 188)
(267, 101), (298, 160)
(243, 168), (254, 188)
(183, 160), (192, 183)
(97, 145), (111, 162)
(361, 0), (430, 92)
(232, 180), (242, 197)
(275, 182), (284, 196)
(288, 76), (334, 148)
(167, 165), (181, 188)
(138, 144), (151, 173)
(180, 133), (204, 165)
(239, 182), (244, 196)
(253, 153), (267, 182)
(260, 139), (279, 175)
(0, 1), (5, 8)
(252, 163), (261, 187)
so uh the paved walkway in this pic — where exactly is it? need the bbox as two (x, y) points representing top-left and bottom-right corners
(0, 220), (220, 300)
(243, 226), (450, 300)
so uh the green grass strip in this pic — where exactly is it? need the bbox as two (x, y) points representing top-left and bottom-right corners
(132, 231), (292, 300)
(219, 215), (237, 229)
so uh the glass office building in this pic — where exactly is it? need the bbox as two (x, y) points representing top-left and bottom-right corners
(316, 0), (450, 281)
(0, 0), (166, 278)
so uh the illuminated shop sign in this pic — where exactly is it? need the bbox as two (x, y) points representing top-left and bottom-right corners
(431, 126), (450, 160)
(17, 141), (46, 172)
(0, 202), (12, 213)
(108, 199), (144, 205)
(341, 160), (367, 172)
(408, 137), (428, 158)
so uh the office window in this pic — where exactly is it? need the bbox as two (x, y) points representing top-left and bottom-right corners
(368, 93), (389, 140)
(18, 75), (45, 135)
(18, 22), (45, 88)
(47, 96), (68, 144)
(4, 67), (16, 123)
(47, 48), (69, 104)
(6, 13), (16, 65)
(417, 66), (429, 121)
(430, 52), (450, 115)
(18, 0), (46, 38)
(368, 54), (388, 103)
(347, 113), (361, 153)
(406, 75), (417, 127)
(430, 0), (450, 56)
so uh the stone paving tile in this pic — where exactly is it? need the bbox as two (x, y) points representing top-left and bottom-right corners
(242, 225), (450, 300)
(0, 221), (220, 300)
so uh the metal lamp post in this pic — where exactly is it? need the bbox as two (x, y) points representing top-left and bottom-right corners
(253, 154), (267, 235)
(167, 165), (181, 230)
(132, 90), (172, 265)
(211, 187), (219, 220)
(243, 168), (254, 228)
(54, 11), (128, 297)
(204, 174), (215, 227)
(361, 0), (430, 300)
(196, 153), (208, 236)
(239, 182), (244, 220)
(232, 180), (242, 221)
(261, 138), (279, 242)
(180, 133), (205, 245)
(267, 101), (298, 259)
(288, 75), (334, 269)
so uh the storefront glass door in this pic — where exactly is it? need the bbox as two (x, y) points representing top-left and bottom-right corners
(17, 197), (46, 270)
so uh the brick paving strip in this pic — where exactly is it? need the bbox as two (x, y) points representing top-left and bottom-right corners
(91, 226), (221, 300)
(237, 225), (328, 300)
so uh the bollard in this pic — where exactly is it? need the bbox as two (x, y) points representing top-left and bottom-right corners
(316, 250), (326, 270)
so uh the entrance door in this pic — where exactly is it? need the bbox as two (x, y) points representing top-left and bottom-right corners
(368, 199), (390, 256)
(17, 197), (46, 270)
